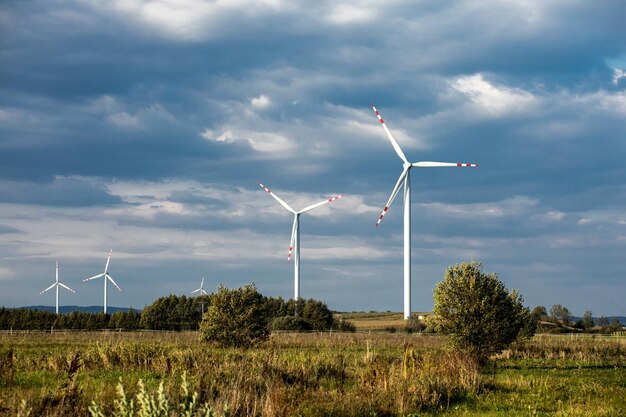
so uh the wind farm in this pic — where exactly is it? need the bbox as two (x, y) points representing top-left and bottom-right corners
(3, 1), (626, 413)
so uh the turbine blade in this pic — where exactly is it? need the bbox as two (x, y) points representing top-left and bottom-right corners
(299, 195), (344, 214)
(288, 215), (298, 262)
(201, 289), (208, 296)
(191, 288), (200, 294)
(40, 282), (56, 294)
(259, 183), (296, 213)
(83, 273), (105, 282)
(58, 282), (76, 294)
(104, 249), (112, 273)
(200, 277), (204, 288)
(372, 104), (409, 164)
(376, 167), (409, 227)
(412, 161), (479, 168)
(106, 274), (122, 291)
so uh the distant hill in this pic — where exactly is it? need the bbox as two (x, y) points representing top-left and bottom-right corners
(572, 316), (626, 325)
(20, 305), (140, 314)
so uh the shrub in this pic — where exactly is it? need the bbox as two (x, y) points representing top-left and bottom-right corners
(333, 317), (357, 332)
(405, 316), (426, 334)
(199, 284), (269, 348)
(271, 316), (311, 332)
(433, 260), (534, 363)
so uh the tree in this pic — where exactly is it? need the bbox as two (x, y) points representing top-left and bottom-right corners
(271, 316), (311, 332)
(432, 260), (534, 363)
(549, 304), (571, 325)
(511, 290), (537, 339)
(531, 306), (547, 321)
(300, 299), (335, 331)
(582, 310), (594, 330)
(200, 284), (270, 347)
(141, 295), (204, 330)
(596, 316), (610, 327)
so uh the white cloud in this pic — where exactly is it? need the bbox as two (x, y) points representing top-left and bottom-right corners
(85, 0), (289, 41)
(327, 104), (429, 151)
(326, 3), (375, 25)
(107, 112), (141, 129)
(575, 210), (626, 227)
(200, 128), (295, 153)
(452, 74), (536, 116)
(532, 211), (566, 222)
(592, 90), (626, 115)
(421, 196), (538, 219)
(306, 245), (390, 260)
(247, 132), (294, 152)
(89, 95), (118, 113)
(613, 68), (626, 85)
(105, 201), (190, 219)
(91, 96), (177, 130)
(251, 95), (271, 109)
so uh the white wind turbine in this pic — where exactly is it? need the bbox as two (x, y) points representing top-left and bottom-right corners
(39, 261), (76, 315)
(371, 104), (478, 320)
(259, 183), (343, 300)
(191, 277), (208, 296)
(83, 249), (121, 314)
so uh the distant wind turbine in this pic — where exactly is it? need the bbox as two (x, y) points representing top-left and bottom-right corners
(191, 277), (208, 296)
(39, 261), (76, 315)
(259, 183), (343, 300)
(83, 249), (121, 314)
(371, 104), (478, 320)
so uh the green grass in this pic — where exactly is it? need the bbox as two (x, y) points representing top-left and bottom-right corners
(1, 332), (625, 416)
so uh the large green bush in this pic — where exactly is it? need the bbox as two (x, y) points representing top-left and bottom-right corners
(199, 284), (270, 347)
(433, 260), (534, 363)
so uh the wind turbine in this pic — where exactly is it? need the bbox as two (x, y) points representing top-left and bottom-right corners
(371, 104), (478, 320)
(39, 261), (76, 315)
(191, 277), (208, 296)
(259, 183), (343, 300)
(83, 249), (121, 314)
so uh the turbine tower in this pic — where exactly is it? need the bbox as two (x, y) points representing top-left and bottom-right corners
(191, 277), (208, 296)
(259, 183), (343, 300)
(39, 261), (76, 314)
(371, 104), (478, 320)
(83, 249), (121, 314)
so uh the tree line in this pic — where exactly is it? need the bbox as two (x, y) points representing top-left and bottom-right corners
(531, 304), (624, 333)
(0, 308), (141, 331)
(0, 291), (355, 332)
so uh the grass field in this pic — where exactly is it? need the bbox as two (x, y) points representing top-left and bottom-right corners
(335, 312), (407, 331)
(1, 330), (625, 416)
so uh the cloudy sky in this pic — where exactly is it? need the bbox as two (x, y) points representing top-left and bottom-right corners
(1, 1), (625, 316)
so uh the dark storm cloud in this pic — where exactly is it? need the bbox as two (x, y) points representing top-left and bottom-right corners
(0, 177), (121, 206)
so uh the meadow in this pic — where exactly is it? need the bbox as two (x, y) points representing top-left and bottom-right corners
(1, 330), (625, 416)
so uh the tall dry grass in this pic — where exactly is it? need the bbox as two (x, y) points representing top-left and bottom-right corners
(1, 331), (479, 416)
